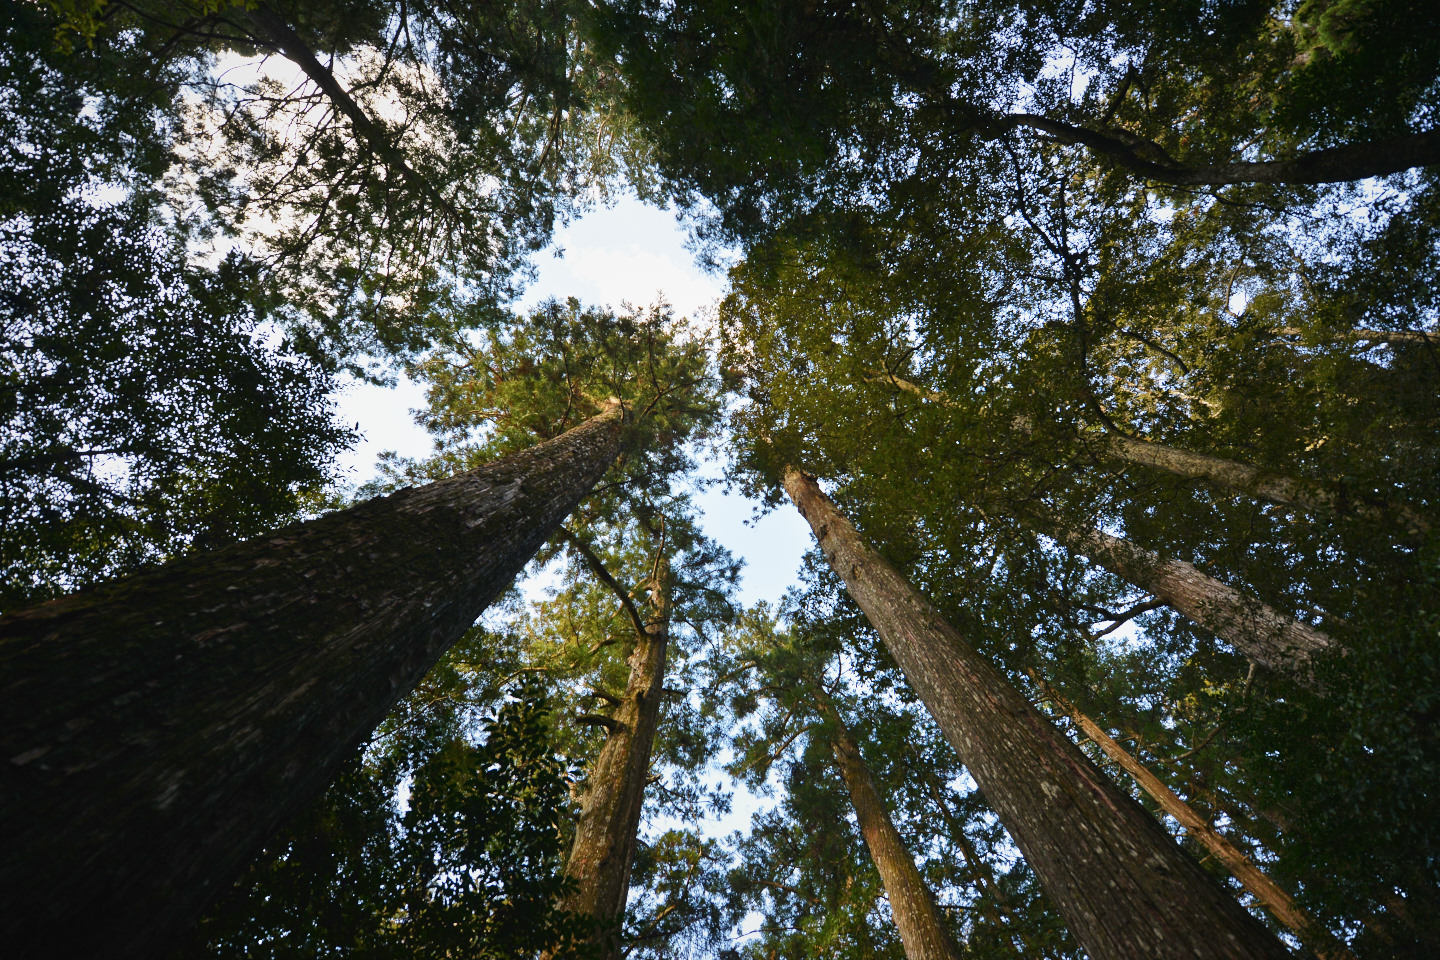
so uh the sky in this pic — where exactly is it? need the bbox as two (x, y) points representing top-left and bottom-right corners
(334, 193), (813, 607)
(335, 196), (803, 935)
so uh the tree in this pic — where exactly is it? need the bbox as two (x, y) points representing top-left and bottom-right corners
(37, 0), (637, 368)
(711, 596), (1081, 960)
(182, 670), (594, 959)
(0, 405), (625, 959)
(551, 539), (673, 959)
(1030, 673), (1353, 960)
(812, 686), (965, 960)
(594, 0), (1440, 250)
(1, 6), (352, 608)
(780, 466), (1291, 960)
(395, 296), (738, 958)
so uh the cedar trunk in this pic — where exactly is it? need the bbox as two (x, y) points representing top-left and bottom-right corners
(816, 693), (964, 960)
(1038, 678), (1355, 960)
(555, 556), (671, 959)
(1027, 512), (1335, 677)
(782, 467), (1291, 960)
(0, 407), (625, 959)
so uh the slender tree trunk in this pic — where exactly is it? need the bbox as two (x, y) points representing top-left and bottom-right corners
(813, 691), (965, 960)
(1027, 511), (1335, 678)
(914, 765), (1047, 959)
(0, 406), (626, 960)
(1036, 676), (1356, 960)
(1275, 326), (1436, 346)
(553, 553), (671, 960)
(781, 466), (1291, 960)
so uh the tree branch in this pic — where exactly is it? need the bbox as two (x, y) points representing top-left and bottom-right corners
(237, 4), (458, 218)
(575, 713), (623, 733)
(561, 527), (649, 642)
(991, 113), (1440, 186)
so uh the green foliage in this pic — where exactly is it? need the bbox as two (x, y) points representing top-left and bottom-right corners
(184, 678), (598, 959)
(0, 8), (351, 608)
(14, 0), (1440, 955)
(705, 105), (1439, 950)
(20, 0), (646, 371)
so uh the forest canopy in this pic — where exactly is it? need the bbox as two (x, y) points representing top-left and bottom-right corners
(1, 1), (1437, 958)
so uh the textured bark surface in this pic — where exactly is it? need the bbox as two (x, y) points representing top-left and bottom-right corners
(816, 694), (964, 960)
(1040, 680), (1356, 960)
(1029, 512), (1335, 678)
(554, 556), (670, 960)
(0, 408), (625, 959)
(782, 467), (1291, 960)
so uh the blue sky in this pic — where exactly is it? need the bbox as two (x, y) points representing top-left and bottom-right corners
(334, 193), (812, 607)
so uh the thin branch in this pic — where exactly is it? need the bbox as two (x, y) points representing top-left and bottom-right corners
(988, 112), (1440, 186)
(575, 713), (623, 733)
(561, 528), (648, 642)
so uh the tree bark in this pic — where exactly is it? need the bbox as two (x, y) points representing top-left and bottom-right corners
(1036, 677), (1356, 960)
(552, 552), (671, 960)
(0, 406), (626, 960)
(781, 466), (1291, 960)
(1027, 511), (1335, 678)
(813, 691), (965, 960)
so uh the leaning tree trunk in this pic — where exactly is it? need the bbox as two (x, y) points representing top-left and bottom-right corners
(552, 553), (671, 960)
(781, 467), (1291, 960)
(1035, 676), (1356, 960)
(813, 690), (965, 960)
(0, 406), (626, 960)
(1027, 511), (1335, 679)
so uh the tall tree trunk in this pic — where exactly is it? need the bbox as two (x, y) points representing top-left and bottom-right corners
(781, 466), (1291, 960)
(0, 406), (626, 960)
(870, 372), (1429, 536)
(1026, 511), (1335, 678)
(1035, 675), (1356, 960)
(553, 552), (671, 960)
(812, 690), (965, 960)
